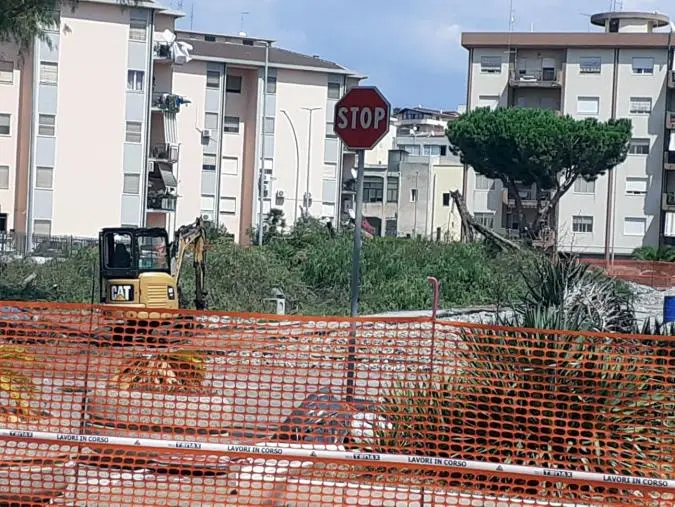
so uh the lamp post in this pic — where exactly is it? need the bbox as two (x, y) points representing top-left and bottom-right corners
(280, 109), (301, 224)
(301, 106), (320, 214)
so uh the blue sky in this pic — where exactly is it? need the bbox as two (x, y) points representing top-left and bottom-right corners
(174, 0), (671, 111)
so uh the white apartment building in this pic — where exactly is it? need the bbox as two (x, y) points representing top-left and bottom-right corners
(0, 0), (363, 246)
(462, 10), (675, 256)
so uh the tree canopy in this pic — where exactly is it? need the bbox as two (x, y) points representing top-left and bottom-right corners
(446, 107), (632, 231)
(0, 0), (138, 54)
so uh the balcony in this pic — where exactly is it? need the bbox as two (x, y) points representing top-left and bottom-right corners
(153, 40), (172, 62)
(669, 70), (675, 89)
(147, 195), (177, 212)
(664, 151), (675, 170)
(509, 69), (562, 88)
(503, 189), (551, 208)
(667, 112), (675, 129)
(152, 92), (190, 113)
(149, 143), (179, 163)
(662, 192), (675, 211)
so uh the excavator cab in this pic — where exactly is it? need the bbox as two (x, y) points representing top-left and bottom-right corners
(99, 227), (178, 309)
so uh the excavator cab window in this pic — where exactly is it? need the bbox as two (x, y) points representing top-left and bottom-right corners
(137, 234), (170, 271)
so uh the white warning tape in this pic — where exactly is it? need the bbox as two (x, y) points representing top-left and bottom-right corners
(0, 428), (672, 491)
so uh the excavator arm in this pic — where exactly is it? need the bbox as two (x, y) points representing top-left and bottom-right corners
(170, 217), (208, 310)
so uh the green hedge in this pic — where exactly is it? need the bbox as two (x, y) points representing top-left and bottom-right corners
(0, 221), (534, 315)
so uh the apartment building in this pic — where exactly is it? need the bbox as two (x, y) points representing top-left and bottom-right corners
(462, 10), (675, 256)
(341, 148), (464, 239)
(0, 0), (362, 246)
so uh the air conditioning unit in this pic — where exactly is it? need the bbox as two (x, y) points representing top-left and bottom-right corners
(201, 129), (212, 139)
(168, 144), (179, 160)
(276, 189), (285, 199)
(201, 212), (213, 221)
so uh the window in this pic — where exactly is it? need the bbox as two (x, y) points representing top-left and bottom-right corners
(221, 157), (238, 175)
(325, 121), (336, 137)
(626, 177), (648, 195)
(630, 97), (652, 114)
(423, 145), (442, 156)
(39, 62), (58, 85)
(127, 70), (144, 92)
(226, 75), (242, 93)
(321, 203), (335, 218)
(266, 75), (277, 94)
(579, 56), (601, 74)
(399, 144), (420, 156)
(35, 166), (53, 189)
(474, 212), (494, 229)
(204, 34), (216, 42)
(632, 57), (654, 75)
(363, 176), (383, 203)
(206, 70), (220, 88)
(0, 114), (10, 135)
(327, 82), (340, 99)
(202, 154), (216, 171)
(219, 196), (236, 214)
(33, 219), (51, 236)
(129, 12), (146, 41)
(480, 56), (502, 74)
(38, 114), (55, 136)
(624, 217), (646, 236)
(475, 174), (493, 190)
(0, 61), (13, 84)
(123, 174), (140, 194)
(577, 96), (599, 115)
(410, 188), (418, 202)
(628, 138), (650, 155)
(572, 215), (593, 233)
(200, 195), (215, 210)
(386, 177), (398, 203)
(223, 115), (240, 133)
(442, 192), (450, 206)
(0, 213), (5, 233)
(263, 117), (275, 134)
(573, 177), (595, 194)
(125, 121), (142, 143)
(0, 165), (8, 189)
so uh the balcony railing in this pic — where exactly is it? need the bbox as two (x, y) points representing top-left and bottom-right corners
(151, 92), (189, 113)
(667, 112), (675, 129)
(509, 69), (562, 88)
(669, 70), (675, 89)
(662, 192), (675, 210)
(147, 195), (177, 212)
(503, 190), (551, 208)
(153, 41), (172, 61)
(664, 151), (675, 170)
(149, 143), (179, 163)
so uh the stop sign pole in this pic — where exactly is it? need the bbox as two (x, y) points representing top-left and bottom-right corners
(334, 86), (391, 404)
(334, 86), (391, 317)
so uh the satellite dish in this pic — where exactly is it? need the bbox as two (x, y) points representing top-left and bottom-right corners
(350, 168), (357, 180)
(348, 209), (356, 220)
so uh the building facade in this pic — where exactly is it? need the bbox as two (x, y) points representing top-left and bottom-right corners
(0, 0), (362, 247)
(462, 11), (675, 256)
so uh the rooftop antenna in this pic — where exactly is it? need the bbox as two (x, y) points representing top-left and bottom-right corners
(505, 0), (516, 68)
(189, 0), (195, 30)
(580, 12), (593, 31)
(239, 11), (249, 37)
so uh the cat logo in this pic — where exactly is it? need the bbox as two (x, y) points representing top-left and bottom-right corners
(110, 284), (134, 302)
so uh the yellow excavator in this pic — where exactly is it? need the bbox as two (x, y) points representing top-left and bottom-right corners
(98, 217), (207, 314)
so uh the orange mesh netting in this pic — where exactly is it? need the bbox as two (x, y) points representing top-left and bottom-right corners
(580, 258), (675, 289)
(0, 301), (673, 506)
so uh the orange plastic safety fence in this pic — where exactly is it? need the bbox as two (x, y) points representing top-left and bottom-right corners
(580, 258), (675, 289)
(0, 301), (673, 506)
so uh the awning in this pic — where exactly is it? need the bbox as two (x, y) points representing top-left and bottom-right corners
(665, 212), (675, 237)
(164, 112), (177, 144)
(158, 163), (177, 187)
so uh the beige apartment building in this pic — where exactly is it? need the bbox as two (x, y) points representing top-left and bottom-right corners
(462, 10), (675, 256)
(0, 0), (362, 247)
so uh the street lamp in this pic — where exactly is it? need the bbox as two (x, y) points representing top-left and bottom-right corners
(280, 109), (301, 223)
(301, 106), (321, 215)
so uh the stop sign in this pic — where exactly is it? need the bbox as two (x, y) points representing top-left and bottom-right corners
(334, 86), (391, 150)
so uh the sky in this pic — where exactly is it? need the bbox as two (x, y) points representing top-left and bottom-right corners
(173, 0), (674, 111)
